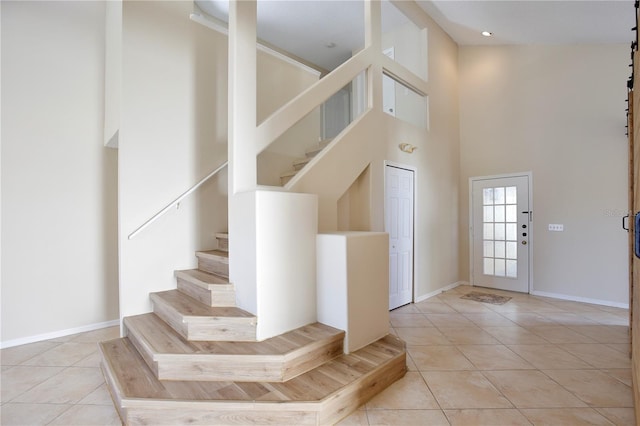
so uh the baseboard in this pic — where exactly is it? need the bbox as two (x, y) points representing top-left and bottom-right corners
(415, 281), (468, 303)
(1, 319), (120, 349)
(530, 290), (629, 309)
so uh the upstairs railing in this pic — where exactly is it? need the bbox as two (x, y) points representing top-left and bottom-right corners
(128, 161), (228, 240)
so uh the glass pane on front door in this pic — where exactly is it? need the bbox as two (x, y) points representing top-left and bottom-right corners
(482, 186), (518, 279)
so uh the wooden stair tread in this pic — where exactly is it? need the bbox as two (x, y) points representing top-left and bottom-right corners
(175, 269), (230, 287)
(126, 313), (342, 357)
(196, 250), (229, 260)
(151, 290), (252, 319)
(124, 313), (346, 382)
(100, 334), (405, 403)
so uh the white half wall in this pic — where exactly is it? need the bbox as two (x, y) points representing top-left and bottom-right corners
(459, 45), (629, 305)
(230, 190), (318, 340)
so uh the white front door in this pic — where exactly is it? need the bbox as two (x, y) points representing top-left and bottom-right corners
(471, 175), (531, 293)
(386, 165), (414, 309)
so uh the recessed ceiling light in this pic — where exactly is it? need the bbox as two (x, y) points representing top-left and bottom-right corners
(481, 31), (493, 37)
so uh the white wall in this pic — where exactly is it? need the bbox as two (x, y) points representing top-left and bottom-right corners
(1, 1), (119, 345)
(119, 1), (229, 321)
(459, 45), (629, 305)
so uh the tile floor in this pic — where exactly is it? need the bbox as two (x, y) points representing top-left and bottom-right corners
(1, 285), (635, 425)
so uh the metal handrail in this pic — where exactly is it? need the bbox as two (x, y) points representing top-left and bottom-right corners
(128, 161), (228, 240)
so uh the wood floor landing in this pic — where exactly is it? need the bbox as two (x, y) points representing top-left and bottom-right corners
(100, 334), (407, 425)
(124, 313), (345, 381)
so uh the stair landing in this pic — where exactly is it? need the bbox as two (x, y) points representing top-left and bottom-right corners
(100, 334), (406, 425)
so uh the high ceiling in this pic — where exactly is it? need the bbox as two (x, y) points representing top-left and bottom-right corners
(196, 0), (636, 70)
(419, 0), (635, 46)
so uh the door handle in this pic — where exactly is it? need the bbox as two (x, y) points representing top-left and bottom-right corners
(521, 241), (527, 245)
(623, 214), (630, 231)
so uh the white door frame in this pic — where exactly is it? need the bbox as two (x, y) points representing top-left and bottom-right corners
(469, 172), (534, 293)
(384, 161), (417, 307)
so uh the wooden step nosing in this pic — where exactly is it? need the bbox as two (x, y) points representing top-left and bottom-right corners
(154, 353), (282, 364)
(181, 315), (257, 324)
(175, 270), (231, 288)
(281, 334), (344, 363)
(195, 251), (229, 262)
(120, 397), (323, 412)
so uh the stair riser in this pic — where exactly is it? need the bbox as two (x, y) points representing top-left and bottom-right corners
(152, 297), (256, 342)
(216, 238), (228, 252)
(154, 336), (343, 382)
(176, 278), (235, 307)
(319, 354), (407, 425)
(281, 175), (294, 186)
(197, 257), (229, 277)
(125, 407), (318, 426)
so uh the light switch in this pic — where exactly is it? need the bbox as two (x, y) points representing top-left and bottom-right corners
(548, 224), (564, 232)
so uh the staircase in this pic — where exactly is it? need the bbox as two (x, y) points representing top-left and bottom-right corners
(280, 139), (332, 186)
(100, 233), (407, 425)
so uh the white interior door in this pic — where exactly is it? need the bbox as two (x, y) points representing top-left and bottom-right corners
(471, 175), (531, 293)
(386, 165), (414, 309)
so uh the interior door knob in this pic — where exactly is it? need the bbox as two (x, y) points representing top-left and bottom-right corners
(521, 241), (527, 245)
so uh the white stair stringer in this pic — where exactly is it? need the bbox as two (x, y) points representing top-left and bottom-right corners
(286, 110), (378, 231)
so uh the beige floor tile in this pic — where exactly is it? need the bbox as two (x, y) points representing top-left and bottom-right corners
(422, 371), (513, 409)
(13, 367), (104, 404)
(0, 402), (72, 425)
(602, 369), (633, 387)
(586, 312), (629, 326)
(483, 370), (587, 408)
(425, 313), (476, 327)
(444, 408), (533, 425)
(437, 327), (501, 345)
(500, 312), (558, 328)
(408, 346), (475, 371)
(389, 313), (433, 328)
(542, 369), (633, 408)
(1, 366), (65, 403)
(595, 407), (636, 426)
(74, 350), (102, 368)
(366, 409), (449, 426)
(457, 345), (534, 370)
(607, 343), (631, 355)
(335, 407), (369, 425)
(482, 326), (549, 345)
(0, 342), (61, 366)
(526, 326), (598, 344)
(78, 384), (116, 405)
(506, 344), (592, 370)
(395, 327), (450, 346)
(48, 404), (121, 425)
(558, 343), (631, 369)
(70, 326), (120, 343)
(520, 408), (615, 425)
(405, 352), (418, 372)
(391, 304), (421, 314)
(567, 325), (630, 344)
(414, 300), (457, 314)
(438, 300), (496, 314)
(463, 312), (518, 327)
(21, 342), (97, 367)
(366, 372), (439, 410)
(542, 312), (599, 326)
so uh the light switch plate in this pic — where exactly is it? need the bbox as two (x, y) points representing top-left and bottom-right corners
(548, 224), (564, 232)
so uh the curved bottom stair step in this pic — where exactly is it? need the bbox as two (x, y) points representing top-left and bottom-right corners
(124, 313), (345, 382)
(99, 334), (407, 425)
